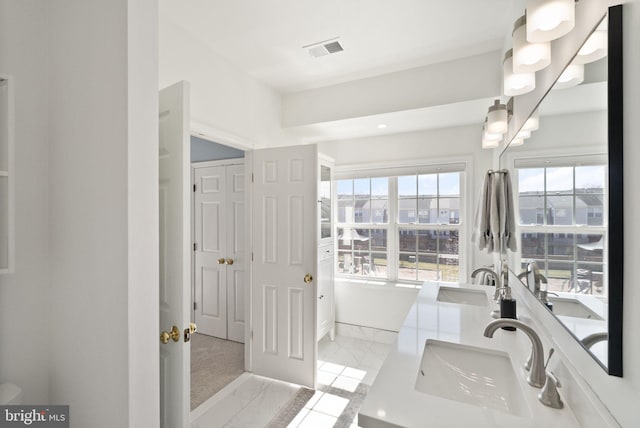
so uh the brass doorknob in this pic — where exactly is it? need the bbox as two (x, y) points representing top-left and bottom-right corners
(217, 258), (226, 264)
(304, 274), (313, 284)
(226, 258), (234, 265)
(160, 325), (180, 344)
(184, 322), (197, 342)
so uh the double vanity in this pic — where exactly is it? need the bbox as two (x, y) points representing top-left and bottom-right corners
(358, 280), (617, 427)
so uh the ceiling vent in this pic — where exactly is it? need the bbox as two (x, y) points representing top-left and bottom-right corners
(304, 38), (344, 58)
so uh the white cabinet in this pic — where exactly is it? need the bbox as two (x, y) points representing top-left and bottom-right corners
(317, 160), (335, 341)
(317, 243), (335, 341)
(0, 75), (13, 274)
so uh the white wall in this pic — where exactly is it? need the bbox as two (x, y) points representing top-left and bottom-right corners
(127, 0), (160, 426)
(47, 1), (159, 427)
(0, 0), (50, 405)
(283, 51), (502, 127)
(319, 124), (495, 331)
(159, 14), (297, 149)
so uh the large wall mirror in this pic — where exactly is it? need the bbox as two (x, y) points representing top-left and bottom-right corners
(500, 5), (622, 376)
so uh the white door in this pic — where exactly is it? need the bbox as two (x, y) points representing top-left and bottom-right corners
(251, 145), (317, 387)
(225, 163), (246, 343)
(159, 81), (191, 428)
(193, 165), (228, 339)
(193, 162), (246, 343)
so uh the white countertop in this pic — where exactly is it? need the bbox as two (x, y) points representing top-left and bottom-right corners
(358, 282), (582, 428)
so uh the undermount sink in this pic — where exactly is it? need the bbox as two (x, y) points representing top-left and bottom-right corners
(548, 296), (604, 320)
(437, 286), (488, 307)
(415, 340), (529, 417)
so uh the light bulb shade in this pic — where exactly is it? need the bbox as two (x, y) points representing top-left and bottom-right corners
(510, 137), (525, 147)
(513, 15), (551, 73)
(503, 49), (536, 96)
(526, 0), (575, 43)
(487, 100), (509, 135)
(483, 128), (502, 141)
(516, 130), (532, 140)
(482, 136), (501, 149)
(554, 63), (584, 89)
(522, 110), (540, 132)
(574, 30), (608, 64)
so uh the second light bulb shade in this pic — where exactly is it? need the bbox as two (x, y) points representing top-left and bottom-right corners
(503, 49), (536, 96)
(512, 15), (551, 73)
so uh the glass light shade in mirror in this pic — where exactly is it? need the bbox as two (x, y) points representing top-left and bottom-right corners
(510, 137), (524, 147)
(487, 100), (508, 134)
(516, 130), (532, 140)
(503, 49), (536, 96)
(513, 15), (551, 73)
(574, 30), (607, 64)
(526, 0), (575, 43)
(522, 110), (540, 132)
(554, 63), (584, 89)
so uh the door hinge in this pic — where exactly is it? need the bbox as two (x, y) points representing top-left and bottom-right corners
(251, 173), (254, 183)
(251, 330), (254, 340)
(193, 302), (197, 311)
(193, 243), (197, 251)
(193, 184), (196, 192)
(251, 252), (254, 262)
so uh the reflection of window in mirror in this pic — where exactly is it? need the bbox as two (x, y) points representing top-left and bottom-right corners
(515, 160), (606, 297)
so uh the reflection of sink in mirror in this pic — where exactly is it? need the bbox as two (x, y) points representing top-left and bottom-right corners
(415, 340), (529, 417)
(436, 286), (488, 307)
(549, 296), (604, 320)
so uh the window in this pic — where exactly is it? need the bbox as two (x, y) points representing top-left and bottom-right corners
(517, 164), (606, 294)
(336, 169), (464, 283)
(337, 178), (389, 279)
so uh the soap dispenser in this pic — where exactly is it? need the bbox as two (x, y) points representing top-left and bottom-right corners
(499, 286), (517, 330)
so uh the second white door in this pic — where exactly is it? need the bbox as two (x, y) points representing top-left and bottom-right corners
(193, 162), (245, 343)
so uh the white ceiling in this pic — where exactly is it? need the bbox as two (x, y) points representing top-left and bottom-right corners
(160, 0), (524, 94)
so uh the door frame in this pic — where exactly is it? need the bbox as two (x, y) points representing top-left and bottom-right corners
(190, 158), (247, 343)
(187, 128), (254, 376)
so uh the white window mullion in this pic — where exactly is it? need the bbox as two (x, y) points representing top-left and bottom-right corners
(388, 176), (398, 282)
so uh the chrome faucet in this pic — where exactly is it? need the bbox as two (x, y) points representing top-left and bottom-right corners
(471, 267), (498, 284)
(483, 318), (546, 388)
(471, 267), (502, 301)
(581, 332), (608, 349)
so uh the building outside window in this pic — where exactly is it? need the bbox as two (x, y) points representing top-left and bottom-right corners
(336, 168), (463, 284)
(517, 163), (606, 295)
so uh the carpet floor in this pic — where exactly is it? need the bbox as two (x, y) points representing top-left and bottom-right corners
(190, 333), (245, 410)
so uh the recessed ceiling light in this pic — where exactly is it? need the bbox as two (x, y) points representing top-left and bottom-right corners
(377, 124), (387, 129)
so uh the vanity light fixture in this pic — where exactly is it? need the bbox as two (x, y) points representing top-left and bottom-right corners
(554, 62), (584, 89)
(522, 109), (540, 132)
(516, 130), (532, 140)
(526, 0), (576, 43)
(512, 14), (551, 73)
(503, 49), (536, 96)
(574, 19), (608, 64)
(482, 119), (502, 149)
(487, 100), (509, 135)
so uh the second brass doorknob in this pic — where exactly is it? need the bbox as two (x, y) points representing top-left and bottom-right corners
(304, 274), (313, 284)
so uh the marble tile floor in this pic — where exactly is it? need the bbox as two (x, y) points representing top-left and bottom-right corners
(191, 333), (393, 428)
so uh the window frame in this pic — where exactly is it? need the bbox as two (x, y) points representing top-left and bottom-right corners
(513, 154), (608, 294)
(333, 160), (469, 285)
